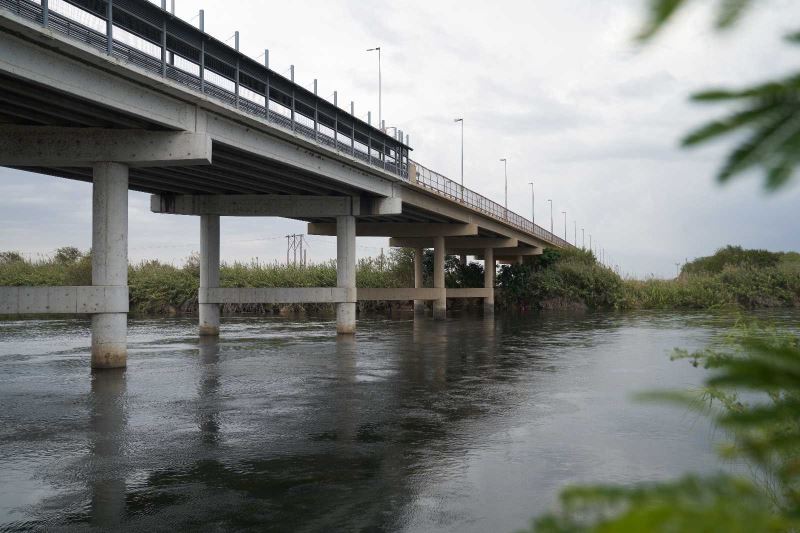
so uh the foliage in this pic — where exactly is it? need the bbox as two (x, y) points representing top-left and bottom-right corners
(0, 248), (419, 314)
(639, 0), (800, 190)
(682, 245), (782, 275)
(528, 323), (800, 532)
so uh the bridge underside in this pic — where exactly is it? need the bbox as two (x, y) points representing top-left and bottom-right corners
(0, 3), (566, 370)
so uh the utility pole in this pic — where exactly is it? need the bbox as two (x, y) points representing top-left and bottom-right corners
(574, 221), (577, 246)
(548, 199), (553, 234)
(562, 211), (567, 241)
(581, 228), (585, 249)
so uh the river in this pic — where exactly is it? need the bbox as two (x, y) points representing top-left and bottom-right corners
(1, 310), (797, 532)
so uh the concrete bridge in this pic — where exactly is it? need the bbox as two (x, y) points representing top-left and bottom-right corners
(0, 0), (573, 369)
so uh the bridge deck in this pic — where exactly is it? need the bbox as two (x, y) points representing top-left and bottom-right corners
(0, 0), (572, 250)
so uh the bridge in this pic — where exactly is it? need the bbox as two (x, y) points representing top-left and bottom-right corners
(0, 0), (573, 369)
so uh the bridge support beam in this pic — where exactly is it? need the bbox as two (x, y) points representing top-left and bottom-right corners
(91, 162), (128, 369)
(433, 236), (446, 320)
(336, 215), (356, 334)
(199, 215), (220, 336)
(484, 247), (495, 316)
(414, 247), (425, 315)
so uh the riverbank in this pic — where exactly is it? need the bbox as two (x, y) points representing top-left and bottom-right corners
(496, 246), (800, 311)
(1, 245), (798, 315)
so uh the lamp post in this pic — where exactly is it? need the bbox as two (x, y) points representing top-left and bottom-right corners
(500, 158), (508, 216)
(454, 118), (464, 199)
(562, 211), (567, 242)
(574, 220), (577, 246)
(366, 47), (381, 128)
(528, 181), (534, 226)
(548, 199), (553, 234)
(582, 228), (585, 249)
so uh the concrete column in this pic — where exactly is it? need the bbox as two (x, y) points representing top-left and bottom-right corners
(433, 235), (446, 320)
(91, 162), (128, 369)
(336, 215), (356, 334)
(460, 254), (467, 266)
(484, 247), (495, 316)
(199, 215), (220, 336)
(413, 247), (425, 315)
(515, 255), (523, 266)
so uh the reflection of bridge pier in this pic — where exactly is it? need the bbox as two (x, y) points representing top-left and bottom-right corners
(89, 368), (127, 527)
(197, 336), (221, 445)
(0, 0), (571, 369)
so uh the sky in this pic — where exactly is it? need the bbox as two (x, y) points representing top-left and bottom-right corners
(2, 0), (799, 278)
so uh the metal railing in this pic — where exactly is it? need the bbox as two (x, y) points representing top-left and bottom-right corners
(0, 0), (409, 178)
(412, 161), (573, 249)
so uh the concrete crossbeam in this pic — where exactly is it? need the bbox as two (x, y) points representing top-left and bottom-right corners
(449, 246), (542, 256)
(0, 127), (212, 167)
(389, 237), (518, 249)
(151, 194), (402, 217)
(0, 286), (129, 314)
(307, 222), (478, 237)
(199, 287), (356, 304)
(445, 288), (494, 298)
(358, 288), (444, 301)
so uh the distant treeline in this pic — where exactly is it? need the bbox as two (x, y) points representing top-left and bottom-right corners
(1, 244), (798, 314)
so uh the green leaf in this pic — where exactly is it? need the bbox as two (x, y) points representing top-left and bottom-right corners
(637, 0), (689, 41)
(716, 0), (753, 29)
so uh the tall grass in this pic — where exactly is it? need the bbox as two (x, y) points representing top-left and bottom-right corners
(0, 247), (416, 315)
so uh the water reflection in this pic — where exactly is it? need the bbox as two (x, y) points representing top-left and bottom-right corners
(197, 336), (221, 445)
(2, 311), (787, 531)
(89, 368), (127, 528)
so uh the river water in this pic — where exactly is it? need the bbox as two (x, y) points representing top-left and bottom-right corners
(1, 310), (797, 532)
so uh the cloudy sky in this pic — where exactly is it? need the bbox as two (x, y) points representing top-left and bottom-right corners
(2, 0), (799, 277)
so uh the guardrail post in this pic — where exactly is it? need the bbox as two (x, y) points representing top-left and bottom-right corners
(350, 102), (355, 156)
(264, 50), (270, 117)
(160, 15), (167, 76)
(234, 32), (240, 108)
(333, 91), (338, 150)
(106, 0), (113, 55)
(290, 65), (295, 132)
(313, 79), (318, 143)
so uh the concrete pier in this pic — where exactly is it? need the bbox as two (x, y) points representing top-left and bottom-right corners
(336, 215), (356, 334)
(91, 163), (128, 369)
(199, 215), (220, 336)
(413, 247), (425, 315)
(433, 236), (446, 320)
(484, 247), (495, 316)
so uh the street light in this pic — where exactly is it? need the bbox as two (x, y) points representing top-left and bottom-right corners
(528, 181), (534, 226)
(562, 211), (567, 242)
(366, 47), (381, 128)
(500, 158), (508, 215)
(454, 118), (464, 197)
(547, 199), (553, 234)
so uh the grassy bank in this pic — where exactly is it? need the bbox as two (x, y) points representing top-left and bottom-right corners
(496, 246), (800, 311)
(2, 245), (798, 314)
(0, 248), (414, 315)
